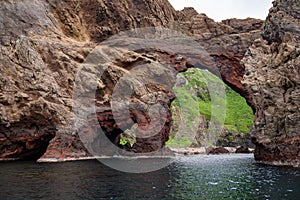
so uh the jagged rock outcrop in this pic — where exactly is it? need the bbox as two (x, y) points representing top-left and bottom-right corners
(0, 0), (94, 159)
(0, 0), (180, 160)
(242, 0), (300, 167)
(177, 7), (199, 22)
(48, 0), (178, 42)
(177, 12), (263, 109)
(0, 0), (264, 160)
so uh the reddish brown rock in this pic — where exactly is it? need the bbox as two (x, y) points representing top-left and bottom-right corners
(40, 133), (90, 160)
(211, 54), (255, 110)
(235, 146), (251, 154)
(80, 50), (178, 154)
(0, 126), (55, 160)
(253, 137), (300, 166)
(207, 147), (230, 155)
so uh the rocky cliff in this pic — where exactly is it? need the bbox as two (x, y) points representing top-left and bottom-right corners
(0, 0), (265, 161)
(242, 0), (300, 167)
(0, 0), (183, 160)
(177, 7), (264, 110)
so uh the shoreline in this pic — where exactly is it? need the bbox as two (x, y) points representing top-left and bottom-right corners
(37, 156), (176, 163)
(2, 154), (300, 168)
(168, 147), (254, 155)
(0, 147), (255, 163)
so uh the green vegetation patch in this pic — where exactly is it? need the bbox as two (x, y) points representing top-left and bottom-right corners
(166, 136), (193, 147)
(167, 68), (254, 147)
(119, 130), (136, 148)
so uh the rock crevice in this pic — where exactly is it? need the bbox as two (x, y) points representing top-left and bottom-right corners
(242, 0), (300, 167)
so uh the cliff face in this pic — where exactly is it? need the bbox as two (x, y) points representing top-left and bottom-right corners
(178, 11), (263, 109)
(0, 0), (92, 159)
(0, 0), (187, 160)
(48, 0), (177, 42)
(0, 0), (264, 160)
(242, 0), (300, 166)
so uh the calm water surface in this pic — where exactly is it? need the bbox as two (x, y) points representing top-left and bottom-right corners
(0, 154), (299, 200)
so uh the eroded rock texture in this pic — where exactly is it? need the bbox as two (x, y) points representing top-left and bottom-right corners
(48, 0), (178, 42)
(0, 0), (183, 160)
(0, 0), (94, 159)
(0, 0), (264, 160)
(242, 0), (300, 167)
(178, 12), (263, 109)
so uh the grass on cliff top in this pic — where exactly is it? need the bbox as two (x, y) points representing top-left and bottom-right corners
(167, 68), (254, 147)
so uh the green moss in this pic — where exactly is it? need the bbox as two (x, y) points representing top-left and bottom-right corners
(166, 136), (193, 147)
(167, 68), (254, 147)
(225, 125), (238, 133)
(172, 87), (199, 128)
(224, 88), (254, 133)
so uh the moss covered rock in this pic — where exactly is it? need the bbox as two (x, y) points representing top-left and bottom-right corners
(167, 68), (254, 148)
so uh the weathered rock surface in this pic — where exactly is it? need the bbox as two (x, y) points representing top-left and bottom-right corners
(178, 14), (263, 109)
(0, 0), (183, 160)
(216, 131), (254, 148)
(48, 0), (178, 42)
(242, 0), (300, 167)
(235, 146), (251, 154)
(0, 0), (95, 159)
(0, 0), (265, 160)
(207, 147), (230, 155)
